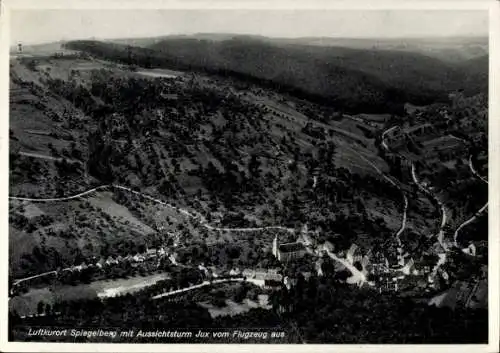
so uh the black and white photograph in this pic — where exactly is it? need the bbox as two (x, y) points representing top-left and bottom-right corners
(2, 1), (498, 351)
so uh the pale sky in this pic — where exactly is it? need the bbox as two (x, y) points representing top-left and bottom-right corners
(11, 9), (488, 45)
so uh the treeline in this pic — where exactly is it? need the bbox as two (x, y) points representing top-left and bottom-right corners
(268, 276), (487, 343)
(9, 276), (487, 343)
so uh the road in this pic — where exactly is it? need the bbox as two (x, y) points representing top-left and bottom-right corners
(342, 143), (407, 246)
(9, 181), (301, 286)
(12, 271), (57, 286)
(469, 155), (488, 184)
(19, 151), (81, 165)
(325, 249), (366, 287)
(453, 155), (488, 248)
(381, 126), (399, 151)
(151, 278), (246, 300)
(382, 125), (452, 282)
(410, 163), (448, 250)
(10, 184), (296, 233)
(382, 127), (448, 247)
(9, 185), (111, 202)
(10, 125), (410, 290)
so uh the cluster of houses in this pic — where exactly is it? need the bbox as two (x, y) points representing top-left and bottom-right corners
(385, 123), (468, 163)
(64, 246), (169, 273)
(269, 222), (450, 294)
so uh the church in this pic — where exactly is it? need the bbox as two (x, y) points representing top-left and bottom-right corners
(271, 224), (310, 262)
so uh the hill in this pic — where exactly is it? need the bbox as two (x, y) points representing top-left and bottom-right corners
(9, 54), (412, 277)
(269, 36), (488, 63)
(455, 55), (489, 93)
(108, 34), (488, 63)
(64, 37), (487, 115)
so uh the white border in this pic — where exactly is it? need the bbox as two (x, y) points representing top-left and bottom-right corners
(0, 0), (494, 10)
(0, 1), (498, 352)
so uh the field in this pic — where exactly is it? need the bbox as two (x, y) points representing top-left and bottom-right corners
(135, 68), (184, 78)
(421, 135), (466, 153)
(198, 295), (271, 318)
(9, 272), (170, 317)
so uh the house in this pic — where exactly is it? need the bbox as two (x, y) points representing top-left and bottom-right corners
(321, 241), (335, 253)
(208, 266), (219, 278)
(378, 275), (399, 293)
(370, 262), (389, 275)
(242, 269), (255, 278)
(462, 243), (477, 257)
(272, 235), (307, 262)
(133, 254), (145, 263)
(404, 123), (434, 138)
(96, 258), (106, 269)
(253, 268), (268, 280)
(264, 279), (283, 290)
(278, 242), (307, 262)
(361, 254), (371, 270)
(264, 272), (283, 282)
(160, 93), (178, 100)
(283, 276), (297, 290)
(315, 259), (324, 277)
(398, 258), (416, 276)
(105, 256), (118, 266)
(146, 248), (157, 259)
(345, 244), (359, 265)
(300, 272), (312, 281)
(198, 264), (209, 276)
(440, 269), (450, 282)
(229, 268), (241, 277)
(418, 255), (436, 275)
(297, 224), (313, 246)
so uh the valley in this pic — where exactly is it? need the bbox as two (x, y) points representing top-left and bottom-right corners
(8, 35), (488, 343)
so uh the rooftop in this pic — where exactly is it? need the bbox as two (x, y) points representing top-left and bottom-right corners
(279, 242), (306, 253)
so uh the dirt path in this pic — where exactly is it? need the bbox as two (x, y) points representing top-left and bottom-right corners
(19, 151), (82, 165)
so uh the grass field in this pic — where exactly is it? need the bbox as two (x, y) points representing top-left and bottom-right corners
(135, 68), (184, 78)
(198, 295), (271, 318)
(9, 272), (170, 317)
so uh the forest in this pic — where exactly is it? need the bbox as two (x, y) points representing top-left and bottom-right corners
(63, 38), (487, 115)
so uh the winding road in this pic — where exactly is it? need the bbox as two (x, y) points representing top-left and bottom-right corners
(469, 155), (488, 184)
(11, 136), (407, 288)
(342, 143), (407, 246)
(453, 155), (488, 248)
(381, 125), (452, 281)
(382, 126), (448, 246)
(10, 184), (295, 234)
(410, 163), (448, 251)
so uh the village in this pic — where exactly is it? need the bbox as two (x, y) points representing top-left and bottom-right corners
(10, 218), (459, 303)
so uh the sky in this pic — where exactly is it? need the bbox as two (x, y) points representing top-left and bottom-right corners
(11, 9), (488, 45)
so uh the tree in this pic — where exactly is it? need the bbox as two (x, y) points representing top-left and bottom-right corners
(37, 301), (45, 315)
(248, 154), (261, 178)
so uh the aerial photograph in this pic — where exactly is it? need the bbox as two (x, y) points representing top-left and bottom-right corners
(6, 7), (490, 345)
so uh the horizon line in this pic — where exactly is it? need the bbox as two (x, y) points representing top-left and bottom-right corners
(13, 32), (489, 47)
